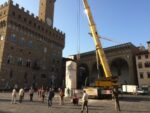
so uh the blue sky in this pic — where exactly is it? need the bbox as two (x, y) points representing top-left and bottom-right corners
(1, 0), (150, 57)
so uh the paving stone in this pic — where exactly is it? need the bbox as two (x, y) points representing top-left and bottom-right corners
(0, 93), (150, 113)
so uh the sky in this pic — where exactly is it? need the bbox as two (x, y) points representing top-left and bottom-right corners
(0, 0), (150, 57)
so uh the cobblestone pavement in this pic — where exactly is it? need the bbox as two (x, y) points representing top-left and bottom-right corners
(0, 93), (150, 113)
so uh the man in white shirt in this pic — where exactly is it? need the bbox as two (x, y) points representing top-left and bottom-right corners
(11, 88), (17, 104)
(29, 87), (34, 101)
(19, 88), (24, 103)
(81, 90), (88, 113)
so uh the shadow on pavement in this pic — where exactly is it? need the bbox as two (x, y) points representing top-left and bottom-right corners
(52, 105), (105, 111)
(0, 111), (12, 113)
(0, 99), (11, 102)
(120, 96), (150, 102)
(89, 105), (105, 108)
(122, 110), (150, 113)
(0, 98), (43, 103)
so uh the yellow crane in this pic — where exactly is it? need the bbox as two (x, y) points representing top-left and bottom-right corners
(82, 0), (117, 97)
(82, 0), (112, 79)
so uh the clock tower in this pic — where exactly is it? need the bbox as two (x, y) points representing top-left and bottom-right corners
(39, 0), (56, 26)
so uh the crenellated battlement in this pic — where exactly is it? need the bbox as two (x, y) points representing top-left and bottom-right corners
(8, 0), (13, 4)
(4, 2), (8, 6)
(53, 27), (65, 36)
(0, 1), (9, 9)
(31, 13), (34, 17)
(26, 10), (30, 14)
(21, 7), (24, 11)
(15, 3), (19, 8)
(0, 4), (4, 8)
(0, 0), (65, 40)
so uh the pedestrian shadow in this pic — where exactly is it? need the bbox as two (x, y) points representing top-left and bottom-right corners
(51, 105), (105, 111)
(52, 106), (81, 110)
(0, 98), (47, 105)
(0, 111), (12, 113)
(120, 96), (150, 102)
(0, 99), (11, 102)
(0, 98), (32, 103)
(89, 105), (105, 108)
(122, 110), (150, 113)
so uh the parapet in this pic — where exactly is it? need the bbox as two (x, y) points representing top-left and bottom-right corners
(0, 1), (9, 9)
(8, 0), (13, 4)
(26, 10), (30, 14)
(4, 2), (8, 6)
(0, 4), (4, 9)
(53, 27), (64, 36)
(21, 7), (24, 11)
(31, 13), (34, 17)
(15, 3), (19, 8)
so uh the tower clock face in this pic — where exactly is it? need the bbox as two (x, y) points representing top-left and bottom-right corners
(46, 17), (52, 26)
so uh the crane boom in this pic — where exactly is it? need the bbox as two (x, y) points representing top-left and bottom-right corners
(82, 0), (112, 79)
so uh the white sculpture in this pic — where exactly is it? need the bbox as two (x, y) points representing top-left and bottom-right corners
(65, 61), (77, 96)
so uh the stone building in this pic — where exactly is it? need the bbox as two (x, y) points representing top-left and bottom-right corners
(136, 42), (150, 90)
(72, 43), (139, 89)
(0, 0), (65, 89)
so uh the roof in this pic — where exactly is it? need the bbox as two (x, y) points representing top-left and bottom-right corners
(103, 42), (136, 51)
(73, 42), (137, 57)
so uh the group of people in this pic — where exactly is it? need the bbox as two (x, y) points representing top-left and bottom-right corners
(11, 86), (120, 113)
(12, 88), (24, 104)
(37, 87), (46, 102)
(11, 87), (89, 113)
(11, 87), (34, 104)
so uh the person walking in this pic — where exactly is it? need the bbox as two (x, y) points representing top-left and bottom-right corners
(29, 87), (34, 101)
(59, 88), (64, 105)
(41, 87), (45, 103)
(81, 90), (88, 113)
(11, 88), (17, 104)
(48, 88), (55, 107)
(18, 88), (24, 103)
(112, 87), (121, 112)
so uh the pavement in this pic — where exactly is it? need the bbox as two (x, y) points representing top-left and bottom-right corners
(0, 92), (150, 113)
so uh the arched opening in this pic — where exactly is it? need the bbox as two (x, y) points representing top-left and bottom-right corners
(91, 63), (104, 85)
(78, 64), (89, 89)
(110, 58), (129, 84)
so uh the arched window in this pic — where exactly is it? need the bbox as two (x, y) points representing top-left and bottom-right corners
(17, 57), (23, 66)
(9, 34), (16, 42)
(28, 40), (33, 48)
(19, 37), (24, 46)
(7, 55), (12, 64)
(26, 59), (31, 67)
